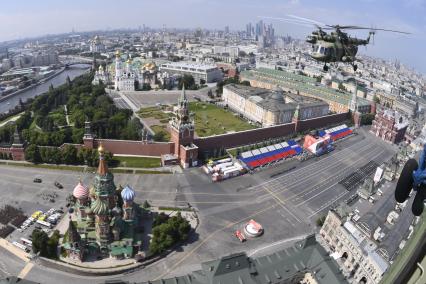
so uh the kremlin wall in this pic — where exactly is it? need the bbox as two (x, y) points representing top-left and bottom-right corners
(0, 87), (350, 166)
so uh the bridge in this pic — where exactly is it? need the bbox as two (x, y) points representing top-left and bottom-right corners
(59, 55), (95, 67)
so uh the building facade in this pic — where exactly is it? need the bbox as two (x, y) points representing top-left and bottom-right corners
(160, 61), (223, 84)
(223, 84), (329, 127)
(240, 68), (371, 114)
(370, 109), (408, 144)
(320, 210), (389, 284)
(114, 51), (143, 91)
(90, 35), (106, 53)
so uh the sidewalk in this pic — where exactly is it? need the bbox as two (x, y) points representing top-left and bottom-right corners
(0, 238), (30, 262)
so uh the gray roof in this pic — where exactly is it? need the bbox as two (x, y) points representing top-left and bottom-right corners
(0, 277), (39, 284)
(137, 235), (347, 284)
(225, 84), (328, 113)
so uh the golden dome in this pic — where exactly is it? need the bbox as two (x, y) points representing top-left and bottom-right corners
(115, 50), (121, 57)
(97, 143), (105, 154)
(142, 62), (156, 70)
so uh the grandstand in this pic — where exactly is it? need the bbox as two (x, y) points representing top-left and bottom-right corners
(325, 124), (353, 141)
(238, 140), (303, 169)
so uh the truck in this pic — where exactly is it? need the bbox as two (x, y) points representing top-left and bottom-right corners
(213, 162), (234, 173)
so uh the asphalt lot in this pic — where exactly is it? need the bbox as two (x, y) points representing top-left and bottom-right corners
(0, 128), (400, 283)
(111, 89), (213, 110)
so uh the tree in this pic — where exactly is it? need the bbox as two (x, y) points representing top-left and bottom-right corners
(373, 95), (380, 104)
(25, 144), (41, 163)
(62, 145), (78, 164)
(32, 229), (49, 256)
(178, 74), (196, 90)
(46, 230), (60, 259)
(149, 212), (191, 255)
(143, 200), (151, 209)
(316, 216), (326, 227)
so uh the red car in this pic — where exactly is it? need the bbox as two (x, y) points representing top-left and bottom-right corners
(234, 230), (246, 242)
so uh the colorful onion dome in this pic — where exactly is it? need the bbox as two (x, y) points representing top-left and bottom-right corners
(91, 198), (109, 215)
(121, 185), (135, 202)
(73, 181), (89, 199)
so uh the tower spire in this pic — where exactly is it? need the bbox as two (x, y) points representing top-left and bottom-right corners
(180, 83), (187, 103)
(97, 143), (108, 175)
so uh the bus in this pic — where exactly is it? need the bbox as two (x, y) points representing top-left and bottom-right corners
(36, 219), (52, 228)
(12, 241), (30, 252)
(20, 238), (32, 247)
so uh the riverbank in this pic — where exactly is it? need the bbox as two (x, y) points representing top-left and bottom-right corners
(0, 67), (66, 104)
(0, 65), (91, 114)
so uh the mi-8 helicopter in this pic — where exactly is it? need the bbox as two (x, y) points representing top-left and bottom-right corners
(261, 15), (410, 71)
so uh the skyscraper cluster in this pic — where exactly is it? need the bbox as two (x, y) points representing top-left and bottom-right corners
(246, 20), (275, 48)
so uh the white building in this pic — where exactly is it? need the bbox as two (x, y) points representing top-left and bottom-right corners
(92, 64), (111, 86)
(159, 61), (223, 84)
(90, 35), (106, 53)
(213, 46), (240, 57)
(114, 51), (143, 91)
(320, 210), (389, 284)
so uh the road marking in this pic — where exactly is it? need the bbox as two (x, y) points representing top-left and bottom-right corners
(0, 261), (10, 276)
(262, 185), (302, 223)
(153, 203), (280, 281)
(0, 238), (29, 262)
(17, 262), (33, 279)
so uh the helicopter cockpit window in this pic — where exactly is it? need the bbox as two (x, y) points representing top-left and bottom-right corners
(320, 46), (325, 54)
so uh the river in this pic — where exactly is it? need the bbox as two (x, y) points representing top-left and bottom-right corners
(0, 64), (91, 114)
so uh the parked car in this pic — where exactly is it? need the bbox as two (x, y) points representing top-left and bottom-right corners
(33, 178), (42, 183)
(234, 230), (246, 242)
(54, 181), (63, 189)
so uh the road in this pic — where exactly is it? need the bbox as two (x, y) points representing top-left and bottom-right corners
(0, 128), (397, 283)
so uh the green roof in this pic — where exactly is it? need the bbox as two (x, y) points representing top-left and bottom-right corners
(138, 234), (347, 284)
(241, 68), (370, 107)
(110, 241), (133, 257)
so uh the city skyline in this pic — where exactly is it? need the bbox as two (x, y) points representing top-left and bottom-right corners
(0, 0), (425, 73)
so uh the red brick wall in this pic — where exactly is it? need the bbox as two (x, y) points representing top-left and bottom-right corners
(92, 139), (174, 157)
(194, 122), (296, 153)
(295, 112), (349, 133)
(0, 147), (25, 161)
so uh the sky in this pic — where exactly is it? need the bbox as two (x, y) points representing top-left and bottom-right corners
(0, 0), (425, 74)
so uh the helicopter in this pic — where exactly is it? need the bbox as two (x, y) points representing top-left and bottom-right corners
(261, 15), (410, 72)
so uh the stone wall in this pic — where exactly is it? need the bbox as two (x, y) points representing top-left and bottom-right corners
(0, 146), (25, 161)
(88, 138), (175, 157)
(295, 112), (350, 133)
(194, 122), (296, 154)
(194, 112), (349, 156)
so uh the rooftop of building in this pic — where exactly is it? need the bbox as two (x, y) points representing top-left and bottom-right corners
(240, 68), (371, 107)
(138, 235), (347, 284)
(224, 83), (328, 113)
(160, 61), (219, 71)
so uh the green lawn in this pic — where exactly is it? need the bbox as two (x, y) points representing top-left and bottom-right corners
(112, 156), (161, 168)
(138, 107), (171, 120)
(189, 102), (257, 137)
(151, 125), (171, 142)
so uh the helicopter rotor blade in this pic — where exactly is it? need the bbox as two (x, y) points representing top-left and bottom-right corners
(285, 14), (327, 27)
(257, 16), (319, 29)
(326, 24), (410, 34)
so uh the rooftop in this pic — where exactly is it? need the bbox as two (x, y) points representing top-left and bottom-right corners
(138, 235), (347, 284)
(241, 68), (371, 107)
